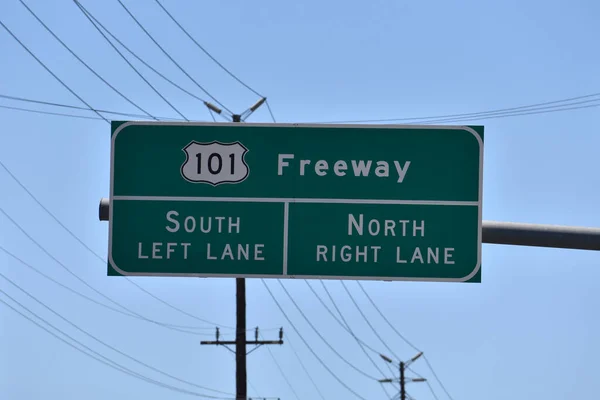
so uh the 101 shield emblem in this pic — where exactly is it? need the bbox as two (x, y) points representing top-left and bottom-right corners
(180, 141), (249, 185)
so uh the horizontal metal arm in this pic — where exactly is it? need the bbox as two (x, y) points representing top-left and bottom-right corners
(98, 198), (600, 251)
(482, 220), (600, 251)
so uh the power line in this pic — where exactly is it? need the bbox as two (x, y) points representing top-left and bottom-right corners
(4, 89), (599, 126)
(0, 18), (109, 123)
(277, 280), (379, 381)
(416, 101), (600, 125)
(0, 157), (233, 330)
(303, 281), (387, 358)
(18, 0), (159, 121)
(266, 100), (277, 123)
(318, 92), (600, 124)
(0, 272), (234, 396)
(340, 281), (400, 361)
(0, 293), (233, 399)
(0, 104), (103, 120)
(426, 381), (441, 400)
(0, 205), (227, 337)
(306, 280), (406, 395)
(284, 332), (326, 400)
(356, 282), (453, 400)
(126, 279), (233, 329)
(0, 244), (213, 333)
(0, 93), (186, 120)
(316, 281), (393, 398)
(261, 279), (368, 400)
(0, 157), (279, 334)
(70, 0), (188, 121)
(357, 283), (420, 352)
(153, 0), (262, 98)
(0, 295), (232, 398)
(115, 0), (232, 116)
(260, 334), (301, 400)
(72, 0), (215, 113)
(423, 357), (453, 400)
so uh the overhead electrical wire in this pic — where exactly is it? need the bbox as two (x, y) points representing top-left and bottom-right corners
(284, 333), (326, 400)
(0, 18), (109, 123)
(0, 206), (221, 334)
(4, 91), (600, 126)
(303, 281), (388, 358)
(246, 372), (262, 400)
(153, 0), (262, 98)
(261, 279), (368, 400)
(69, 0), (188, 121)
(0, 205), (230, 336)
(356, 282), (454, 400)
(340, 280), (401, 362)
(315, 281), (394, 397)
(426, 381), (441, 400)
(356, 283), (420, 352)
(260, 334), (301, 400)
(115, 0), (233, 116)
(0, 244), (213, 334)
(318, 92), (600, 124)
(0, 272), (234, 397)
(5, 89), (600, 126)
(82, 0), (276, 122)
(0, 296), (226, 398)
(266, 100), (277, 123)
(276, 280), (379, 381)
(0, 93), (185, 121)
(0, 157), (234, 330)
(17, 0), (160, 121)
(72, 1), (216, 116)
(0, 294), (232, 399)
(0, 104), (103, 120)
(0, 157), (282, 336)
(416, 101), (600, 125)
(322, 280), (441, 399)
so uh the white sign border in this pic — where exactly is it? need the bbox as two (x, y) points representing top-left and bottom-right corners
(108, 122), (484, 283)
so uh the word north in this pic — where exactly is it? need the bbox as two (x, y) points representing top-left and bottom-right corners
(277, 154), (411, 183)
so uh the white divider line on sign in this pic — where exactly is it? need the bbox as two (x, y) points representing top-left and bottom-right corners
(112, 196), (479, 207)
(283, 202), (289, 275)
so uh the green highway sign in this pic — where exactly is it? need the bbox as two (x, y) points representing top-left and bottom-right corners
(108, 122), (484, 282)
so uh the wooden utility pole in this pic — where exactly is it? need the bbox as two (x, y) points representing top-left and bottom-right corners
(202, 104), (280, 400)
(399, 361), (406, 400)
(236, 277), (246, 398)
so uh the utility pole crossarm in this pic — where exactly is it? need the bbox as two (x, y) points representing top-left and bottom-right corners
(200, 340), (283, 345)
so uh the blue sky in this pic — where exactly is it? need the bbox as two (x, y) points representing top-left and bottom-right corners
(1, 0), (600, 399)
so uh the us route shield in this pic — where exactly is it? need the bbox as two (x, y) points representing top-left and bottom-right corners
(180, 140), (249, 186)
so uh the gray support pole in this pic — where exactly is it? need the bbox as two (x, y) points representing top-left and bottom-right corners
(98, 199), (600, 251)
(483, 220), (600, 251)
